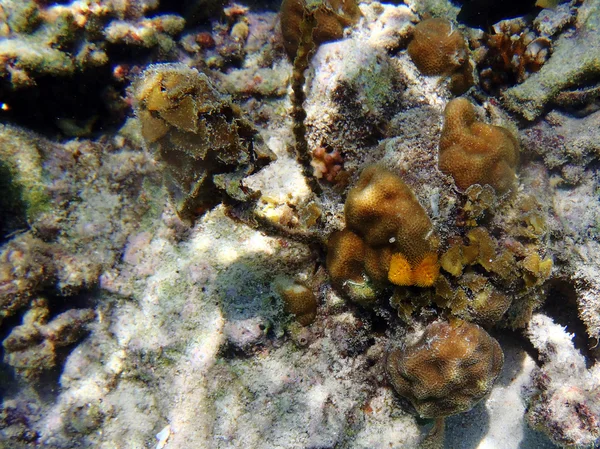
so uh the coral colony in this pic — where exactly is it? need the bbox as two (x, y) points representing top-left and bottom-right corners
(1, 0), (600, 448)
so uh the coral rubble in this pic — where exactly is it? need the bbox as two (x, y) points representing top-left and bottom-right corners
(526, 314), (600, 448)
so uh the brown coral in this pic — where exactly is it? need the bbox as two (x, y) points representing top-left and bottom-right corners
(407, 18), (474, 95)
(280, 0), (362, 61)
(386, 319), (503, 418)
(345, 166), (433, 260)
(326, 229), (378, 305)
(439, 98), (519, 194)
(274, 277), (318, 326)
(326, 166), (438, 304)
(133, 63), (275, 222)
(2, 298), (95, 380)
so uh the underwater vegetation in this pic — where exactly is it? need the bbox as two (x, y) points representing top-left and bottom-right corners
(0, 0), (599, 448)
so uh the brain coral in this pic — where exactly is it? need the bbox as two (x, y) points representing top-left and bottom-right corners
(439, 98), (519, 194)
(407, 18), (474, 95)
(280, 0), (362, 60)
(386, 320), (503, 418)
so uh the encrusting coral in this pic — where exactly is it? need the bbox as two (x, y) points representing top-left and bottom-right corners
(439, 97), (519, 194)
(386, 319), (503, 446)
(133, 63), (275, 222)
(327, 166), (439, 304)
(407, 18), (474, 95)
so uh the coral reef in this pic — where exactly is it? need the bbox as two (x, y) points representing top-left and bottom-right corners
(386, 320), (503, 419)
(132, 63), (275, 221)
(1, 1), (599, 448)
(407, 18), (474, 95)
(439, 97), (519, 193)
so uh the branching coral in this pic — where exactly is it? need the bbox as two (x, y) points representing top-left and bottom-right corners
(407, 18), (474, 95)
(439, 97), (519, 194)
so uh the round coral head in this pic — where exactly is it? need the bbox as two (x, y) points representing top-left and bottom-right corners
(386, 320), (504, 418)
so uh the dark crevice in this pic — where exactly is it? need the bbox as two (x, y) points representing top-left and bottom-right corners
(543, 279), (599, 366)
(0, 65), (128, 139)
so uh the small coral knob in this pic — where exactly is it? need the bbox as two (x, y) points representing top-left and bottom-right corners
(439, 98), (519, 194)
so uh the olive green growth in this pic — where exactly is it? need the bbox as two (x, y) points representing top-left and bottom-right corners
(133, 63), (275, 222)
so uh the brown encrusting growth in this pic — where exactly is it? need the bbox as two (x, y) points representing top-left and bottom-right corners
(133, 64), (275, 222)
(439, 98), (519, 194)
(386, 320), (504, 418)
(407, 18), (474, 95)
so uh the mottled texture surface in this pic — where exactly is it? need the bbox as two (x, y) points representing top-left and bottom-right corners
(386, 320), (503, 418)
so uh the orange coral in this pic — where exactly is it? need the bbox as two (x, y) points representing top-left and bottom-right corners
(439, 98), (519, 194)
(280, 0), (362, 60)
(407, 18), (474, 95)
(388, 252), (439, 287)
(386, 320), (503, 418)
